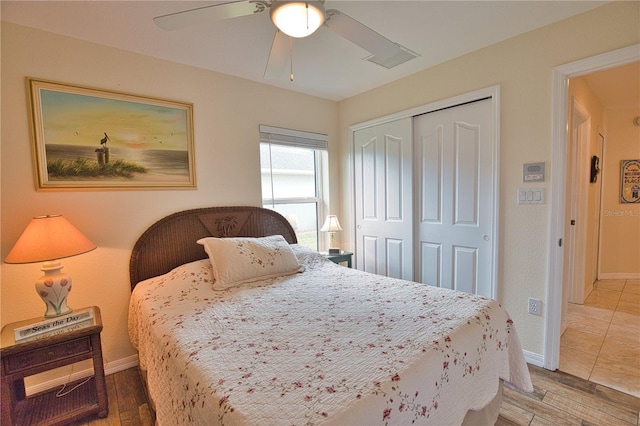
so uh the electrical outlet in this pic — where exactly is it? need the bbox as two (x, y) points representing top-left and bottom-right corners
(528, 297), (542, 315)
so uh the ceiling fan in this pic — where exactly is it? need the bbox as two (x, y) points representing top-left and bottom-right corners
(154, 1), (417, 81)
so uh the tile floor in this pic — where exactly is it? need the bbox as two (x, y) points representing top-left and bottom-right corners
(560, 278), (640, 398)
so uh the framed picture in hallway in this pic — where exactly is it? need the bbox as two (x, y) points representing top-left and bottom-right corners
(620, 159), (640, 203)
(27, 78), (196, 191)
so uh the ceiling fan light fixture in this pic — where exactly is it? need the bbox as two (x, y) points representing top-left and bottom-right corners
(270, 1), (325, 38)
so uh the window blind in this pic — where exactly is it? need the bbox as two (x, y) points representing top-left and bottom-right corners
(259, 125), (328, 150)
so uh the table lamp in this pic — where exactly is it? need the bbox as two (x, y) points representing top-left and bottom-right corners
(320, 215), (342, 254)
(5, 215), (96, 318)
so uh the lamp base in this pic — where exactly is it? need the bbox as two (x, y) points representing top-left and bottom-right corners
(328, 248), (341, 254)
(35, 261), (73, 318)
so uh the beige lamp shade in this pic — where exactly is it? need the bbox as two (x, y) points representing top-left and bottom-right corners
(320, 215), (343, 233)
(321, 215), (342, 254)
(5, 215), (96, 264)
(5, 215), (96, 318)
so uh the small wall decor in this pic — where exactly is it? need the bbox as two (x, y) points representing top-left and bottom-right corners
(590, 155), (600, 183)
(27, 78), (196, 190)
(620, 159), (640, 203)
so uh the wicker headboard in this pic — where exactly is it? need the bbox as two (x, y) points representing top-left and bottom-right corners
(129, 206), (298, 289)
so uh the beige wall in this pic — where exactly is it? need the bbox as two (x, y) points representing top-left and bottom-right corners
(336, 1), (639, 354)
(599, 104), (640, 275)
(1, 22), (338, 372)
(1, 2), (639, 386)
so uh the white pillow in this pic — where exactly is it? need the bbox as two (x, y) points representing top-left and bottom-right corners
(197, 235), (304, 290)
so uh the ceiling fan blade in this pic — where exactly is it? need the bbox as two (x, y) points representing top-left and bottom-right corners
(264, 30), (290, 80)
(325, 9), (401, 60)
(154, 1), (260, 31)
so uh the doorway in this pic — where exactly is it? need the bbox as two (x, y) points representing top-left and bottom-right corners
(558, 66), (639, 396)
(545, 44), (640, 373)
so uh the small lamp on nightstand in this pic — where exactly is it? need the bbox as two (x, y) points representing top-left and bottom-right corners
(320, 215), (343, 254)
(5, 215), (96, 318)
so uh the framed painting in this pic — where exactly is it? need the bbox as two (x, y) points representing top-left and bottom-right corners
(27, 78), (196, 190)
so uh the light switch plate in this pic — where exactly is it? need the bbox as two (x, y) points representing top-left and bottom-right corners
(518, 188), (544, 204)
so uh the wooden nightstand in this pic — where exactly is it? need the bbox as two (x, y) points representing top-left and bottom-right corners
(1, 306), (108, 425)
(325, 251), (353, 268)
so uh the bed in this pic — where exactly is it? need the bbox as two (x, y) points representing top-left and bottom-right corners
(128, 206), (532, 425)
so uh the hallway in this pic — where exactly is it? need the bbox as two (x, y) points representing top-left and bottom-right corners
(560, 279), (640, 398)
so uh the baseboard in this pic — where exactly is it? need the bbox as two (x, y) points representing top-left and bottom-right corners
(523, 349), (544, 367)
(104, 354), (140, 375)
(25, 354), (139, 396)
(598, 272), (640, 280)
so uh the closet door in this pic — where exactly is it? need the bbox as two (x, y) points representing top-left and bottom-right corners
(354, 118), (413, 279)
(414, 98), (495, 297)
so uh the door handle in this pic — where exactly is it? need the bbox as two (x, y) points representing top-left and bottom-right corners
(483, 235), (490, 241)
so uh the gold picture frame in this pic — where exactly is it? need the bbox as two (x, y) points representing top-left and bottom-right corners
(27, 78), (196, 190)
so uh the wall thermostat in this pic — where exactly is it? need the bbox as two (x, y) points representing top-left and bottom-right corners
(523, 162), (545, 182)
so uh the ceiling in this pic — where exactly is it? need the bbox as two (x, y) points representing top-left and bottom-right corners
(1, 1), (610, 101)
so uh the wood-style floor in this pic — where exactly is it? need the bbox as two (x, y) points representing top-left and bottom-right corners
(75, 364), (639, 425)
(499, 364), (640, 426)
(69, 368), (153, 426)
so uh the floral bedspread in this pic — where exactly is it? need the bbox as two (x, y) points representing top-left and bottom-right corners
(129, 245), (532, 425)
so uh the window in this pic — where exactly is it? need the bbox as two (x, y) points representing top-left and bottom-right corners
(260, 125), (328, 250)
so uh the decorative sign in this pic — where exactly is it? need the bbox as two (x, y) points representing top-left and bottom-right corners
(14, 308), (93, 342)
(620, 160), (640, 203)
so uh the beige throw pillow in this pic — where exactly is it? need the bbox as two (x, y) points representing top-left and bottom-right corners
(197, 235), (304, 290)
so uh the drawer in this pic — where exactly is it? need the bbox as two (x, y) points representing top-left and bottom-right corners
(3, 337), (92, 374)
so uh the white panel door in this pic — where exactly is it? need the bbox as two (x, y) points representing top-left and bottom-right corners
(354, 118), (413, 279)
(414, 99), (495, 297)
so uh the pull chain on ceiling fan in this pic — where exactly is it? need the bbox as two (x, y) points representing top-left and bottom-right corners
(154, 1), (418, 81)
(290, 36), (294, 81)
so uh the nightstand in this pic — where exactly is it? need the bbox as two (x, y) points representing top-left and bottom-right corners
(325, 251), (353, 268)
(1, 306), (108, 425)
